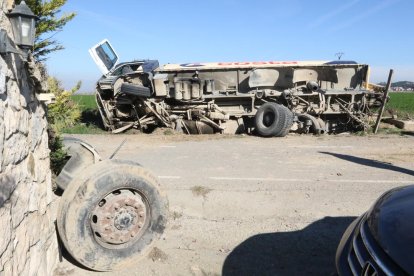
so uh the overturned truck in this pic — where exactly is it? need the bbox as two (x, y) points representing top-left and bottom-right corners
(90, 40), (383, 136)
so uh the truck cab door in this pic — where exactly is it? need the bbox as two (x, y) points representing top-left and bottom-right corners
(89, 39), (119, 75)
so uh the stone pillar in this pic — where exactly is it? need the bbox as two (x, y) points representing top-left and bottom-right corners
(0, 0), (59, 275)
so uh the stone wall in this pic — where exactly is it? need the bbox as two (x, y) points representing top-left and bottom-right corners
(0, 0), (58, 275)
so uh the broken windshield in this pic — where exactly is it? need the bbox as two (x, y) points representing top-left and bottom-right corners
(95, 42), (117, 72)
(89, 39), (119, 75)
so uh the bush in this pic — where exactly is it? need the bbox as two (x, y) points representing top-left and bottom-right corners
(48, 128), (67, 176)
(47, 77), (82, 176)
(47, 77), (82, 131)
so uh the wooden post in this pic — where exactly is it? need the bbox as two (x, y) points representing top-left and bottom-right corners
(373, 69), (394, 134)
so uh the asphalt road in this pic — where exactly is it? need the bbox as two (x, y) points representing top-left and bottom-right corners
(55, 133), (414, 276)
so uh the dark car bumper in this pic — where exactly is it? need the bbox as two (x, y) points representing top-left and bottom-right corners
(335, 214), (407, 276)
(336, 215), (363, 276)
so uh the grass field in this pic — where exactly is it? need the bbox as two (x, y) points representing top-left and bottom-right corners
(63, 92), (414, 134)
(71, 94), (97, 110)
(386, 92), (414, 119)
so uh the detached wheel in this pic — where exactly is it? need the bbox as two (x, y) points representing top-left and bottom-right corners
(57, 159), (168, 271)
(255, 102), (293, 137)
(56, 137), (101, 191)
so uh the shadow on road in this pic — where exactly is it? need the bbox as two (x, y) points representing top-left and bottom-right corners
(320, 151), (414, 177)
(222, 216), (355, 276)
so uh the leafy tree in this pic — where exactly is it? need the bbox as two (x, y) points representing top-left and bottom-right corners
(25, 0), (76, 61)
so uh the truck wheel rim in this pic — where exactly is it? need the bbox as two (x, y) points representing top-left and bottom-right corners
(90, 188), (149, 248)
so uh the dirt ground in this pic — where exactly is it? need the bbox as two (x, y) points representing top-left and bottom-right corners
(54, 132), (414, 276)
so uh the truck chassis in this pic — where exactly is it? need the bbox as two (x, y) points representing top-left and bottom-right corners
(90, 40), (383, 136)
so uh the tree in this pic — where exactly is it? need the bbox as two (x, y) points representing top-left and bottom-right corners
(25, 0), (76, 61)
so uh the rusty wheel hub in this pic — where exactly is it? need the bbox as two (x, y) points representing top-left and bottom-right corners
(91, 189), (148, 246)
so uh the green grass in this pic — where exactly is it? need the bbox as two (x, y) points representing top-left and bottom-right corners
(386, 92), (414, 119)
(62, 94), (106, 134)
(71, 94), (97, 110)
(376, 127), (405, 135)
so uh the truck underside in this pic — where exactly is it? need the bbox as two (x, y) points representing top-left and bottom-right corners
(91, 41), (383, 137)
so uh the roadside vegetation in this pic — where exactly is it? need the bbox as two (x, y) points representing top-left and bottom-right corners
(47, 77), (81, 175)
(385, 92), (414, 119)
(62, 95), (105, 134)
(47, 77), (81, 131)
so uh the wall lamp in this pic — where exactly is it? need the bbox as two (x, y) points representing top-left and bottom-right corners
(0, 1), (37, 60)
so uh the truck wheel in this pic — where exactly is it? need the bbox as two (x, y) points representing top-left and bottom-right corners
(56, 137), (101, 191)
(255, 103), (292, 137)
(57, 159), (168, 271)
(278, 105), (294, 137)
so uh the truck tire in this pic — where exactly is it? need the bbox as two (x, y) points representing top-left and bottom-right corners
(278, 105), (294, 137)
(57, 159), (168, 271)
(56, 137), (101, 191)
(255, 102), (292, 137)
(120, 83), (151, 98)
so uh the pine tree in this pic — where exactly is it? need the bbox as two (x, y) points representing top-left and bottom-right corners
(24, 0), (76, 61)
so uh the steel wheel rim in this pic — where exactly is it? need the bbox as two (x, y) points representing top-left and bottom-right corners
(90, 188), (149, 249)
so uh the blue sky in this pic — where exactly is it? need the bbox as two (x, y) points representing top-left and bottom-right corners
(45, 0), (414, 92)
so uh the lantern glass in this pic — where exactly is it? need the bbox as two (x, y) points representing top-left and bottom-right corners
(20, 17), (34, 47)
(10, 16), (35, 48)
